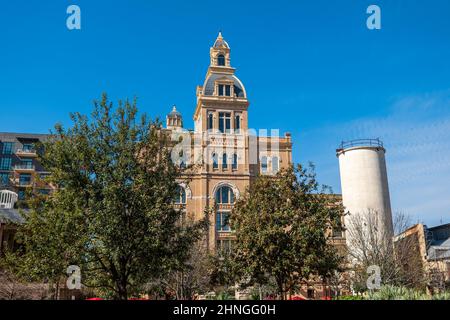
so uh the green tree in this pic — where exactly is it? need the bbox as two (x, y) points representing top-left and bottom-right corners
(6, 94), (206, 299)
(230, 164), (344, 299)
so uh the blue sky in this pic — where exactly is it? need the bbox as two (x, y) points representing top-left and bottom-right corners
(1, 1), (449, 226)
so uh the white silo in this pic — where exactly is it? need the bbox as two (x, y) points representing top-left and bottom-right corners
(336, 139), (394, 251)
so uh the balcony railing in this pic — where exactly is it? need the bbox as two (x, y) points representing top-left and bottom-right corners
(16, 148), (38, 157)
(18, 180), (32, 186)
(10, 178), (33, 187)
(13, 164), (35, 171)
(173, 203), (186, 210)
(215, 203), (234, 210)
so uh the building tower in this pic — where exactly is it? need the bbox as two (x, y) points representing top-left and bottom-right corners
(193, 32), (250, 251)
(161, 33), (292, 253)
(166, 105), (183, 130)
(336, 139), (394, 250)
(194, 32), (248, 134)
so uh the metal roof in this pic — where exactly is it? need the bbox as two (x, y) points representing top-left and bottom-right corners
(167, 105), (182, 118)
(0, 132), (49, 142)
(203, 73), (245, 97)
(426, 223), (450, 261)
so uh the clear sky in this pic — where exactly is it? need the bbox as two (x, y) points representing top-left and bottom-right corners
(1, 0), (450, 226)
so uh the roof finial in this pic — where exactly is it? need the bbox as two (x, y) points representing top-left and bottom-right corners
(172, 105), (177, 112)
(213, 31), (229, 49)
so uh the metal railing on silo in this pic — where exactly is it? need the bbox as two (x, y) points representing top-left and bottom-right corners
(339, 138), (383, 150)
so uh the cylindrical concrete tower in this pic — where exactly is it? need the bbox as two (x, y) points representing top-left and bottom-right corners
(336, 139), (394, 249)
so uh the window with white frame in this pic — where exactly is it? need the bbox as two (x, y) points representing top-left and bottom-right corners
(222, 153), (228, 169)
(174, 185), (186, 204)
(216, 239), (233, 254)
(216, 211), (231, 232)
(208, 113), (214, 130)
(232, 153), (238, 170)
(212, 153), (218, 169)
(215, 185), (235, 233)
(218, 84), (231, 97)
(218, 112), (231, 133)
(215, 185), (235, 204)
(272, 156), (279, 173)
(234, 114), (241, 133)
(261, 156), (268, 173)
(217, 54), (225, 66)
(22, 143), (34, 152)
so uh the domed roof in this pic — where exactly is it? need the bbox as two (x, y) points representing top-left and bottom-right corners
(203, 74), (246, 98)
(167, 105), (181, 118)
(213, 32), (230, 49)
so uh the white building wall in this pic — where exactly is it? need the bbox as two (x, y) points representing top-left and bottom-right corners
(337, 146), (394, 248)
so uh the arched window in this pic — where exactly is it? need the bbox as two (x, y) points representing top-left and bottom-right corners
(208, 113), (214, 130)
(215, 185), (235, 232)
(179, 150), (186, 169)
(232, 154), (238, 170)
(261, 156), (268, 173)
(215, 186), (235, 204)
(217, 54), (225, 66)
(272, 156), (279, 173)
(222, 153), (228, 169)
(174, 185), (186, 204)
(212, 153), (218, 169)
(218, 112), (231, 133)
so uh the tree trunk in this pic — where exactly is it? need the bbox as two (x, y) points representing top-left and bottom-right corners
(117, 279), (128, 300)
(55, 281), (59, 300)
(118, 288), (127, 300)
(277, 277), (285, 300)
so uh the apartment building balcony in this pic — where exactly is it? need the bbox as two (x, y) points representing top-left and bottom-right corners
(10, 178), (33, 187)
(13, 164), (36, 172)
(16, 148), (38, 158)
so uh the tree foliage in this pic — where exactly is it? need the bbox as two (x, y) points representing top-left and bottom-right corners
(6, 94), (207, 299)
(230, 164), (344, 299)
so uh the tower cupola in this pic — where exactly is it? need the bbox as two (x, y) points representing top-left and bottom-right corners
(166, 105), (183, 129)
(210, 32), (231, 68)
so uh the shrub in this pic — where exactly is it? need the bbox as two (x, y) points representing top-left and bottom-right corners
(432, 292), (450, 300)
(336, 295), (365, 300)
(368, 286), (429, 300)
(214, 291), (235, 300)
